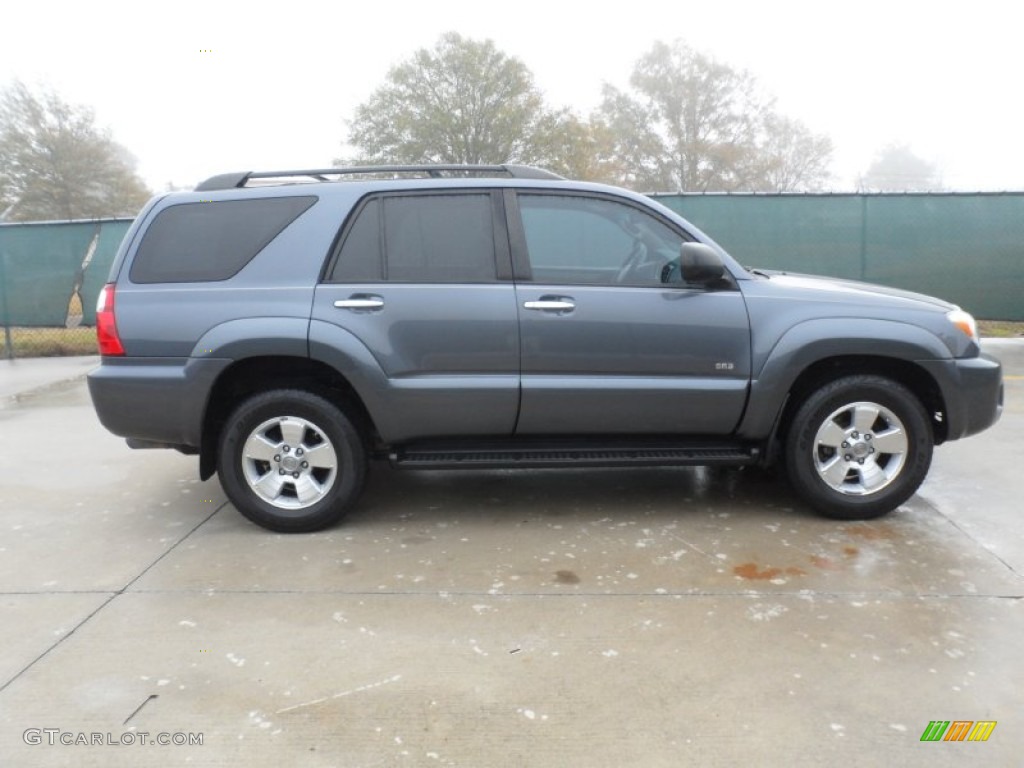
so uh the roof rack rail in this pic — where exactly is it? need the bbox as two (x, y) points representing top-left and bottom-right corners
(194, 164), (563, 191)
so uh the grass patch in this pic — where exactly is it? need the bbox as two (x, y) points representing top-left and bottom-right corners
(978, 320), (1024, 338)
(0, 326), (98, 358)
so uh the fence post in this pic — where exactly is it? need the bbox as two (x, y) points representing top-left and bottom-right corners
(859, 195), (869, 282)
(0, 251), (14, 360)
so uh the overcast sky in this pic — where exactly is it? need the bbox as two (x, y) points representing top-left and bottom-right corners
(4, 0), (1022, 192)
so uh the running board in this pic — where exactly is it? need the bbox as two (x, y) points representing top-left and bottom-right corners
(390, 440), (759, 470)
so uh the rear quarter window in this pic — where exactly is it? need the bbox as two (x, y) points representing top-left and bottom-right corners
(129, 196), (317, 283)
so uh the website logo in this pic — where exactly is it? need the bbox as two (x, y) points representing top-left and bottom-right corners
(920, 721), (996, 742)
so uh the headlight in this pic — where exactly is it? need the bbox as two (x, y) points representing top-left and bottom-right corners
(946, 309), (978, 342)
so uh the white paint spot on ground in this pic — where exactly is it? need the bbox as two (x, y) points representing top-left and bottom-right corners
(602, 649), (619, 658)
(249, 711), (273, 731)
(226, 653), (245, 667)
(178, 620), (197, 628)
(890, 723), (907, 732)
(516, 707), (548, 721)
(747, 604), (788, 622)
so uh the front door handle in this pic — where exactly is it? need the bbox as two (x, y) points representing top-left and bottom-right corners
(334, 294), (384, 311)
(523, 298), (575, 313)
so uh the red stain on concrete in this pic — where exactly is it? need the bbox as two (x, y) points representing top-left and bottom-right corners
(734, 563), (781, 580)
(809, 555), (842, 571)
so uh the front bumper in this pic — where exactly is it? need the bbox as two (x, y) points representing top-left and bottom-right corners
(920, 353), (1003, 442)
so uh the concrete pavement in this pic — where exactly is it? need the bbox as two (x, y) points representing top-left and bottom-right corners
(0, 356), (98, 402)
(0, 346), (1020, 766)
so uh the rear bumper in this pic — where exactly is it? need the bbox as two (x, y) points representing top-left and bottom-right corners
(87, 357), (231, 448)
(920, 353), (1003, 442)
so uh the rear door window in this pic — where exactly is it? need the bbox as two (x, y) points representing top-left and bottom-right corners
(330, 193), (497, 283)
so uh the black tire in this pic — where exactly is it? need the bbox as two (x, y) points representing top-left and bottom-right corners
(217, 389), (367, 532)
(784, 375), (933, 520)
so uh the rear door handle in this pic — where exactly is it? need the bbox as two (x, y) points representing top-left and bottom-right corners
(334, 294), (384, 310)
(523, 297), (575, 313)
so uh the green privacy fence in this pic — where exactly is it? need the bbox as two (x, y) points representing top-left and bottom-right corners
(1, 194), (1023, 358)
(652, 192), (1024, 320)
(0, 219), (133, 358)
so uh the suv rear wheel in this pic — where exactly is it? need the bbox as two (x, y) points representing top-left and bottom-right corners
(785, 375), (933, 519)
(217, 389), (367, 532)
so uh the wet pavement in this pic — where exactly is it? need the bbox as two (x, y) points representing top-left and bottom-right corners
(0, 345), (1021, 766)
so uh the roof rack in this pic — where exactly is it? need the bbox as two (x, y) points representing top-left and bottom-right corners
(195, 164), (563, 191)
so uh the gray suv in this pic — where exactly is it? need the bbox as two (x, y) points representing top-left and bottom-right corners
(88, 165), (1003, 532)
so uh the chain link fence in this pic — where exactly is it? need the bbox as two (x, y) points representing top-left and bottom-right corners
(1, 219), (133, 359)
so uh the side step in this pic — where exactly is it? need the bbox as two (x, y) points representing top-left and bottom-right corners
(390, 439), (759, 471)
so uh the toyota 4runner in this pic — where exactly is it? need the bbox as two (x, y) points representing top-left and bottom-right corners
(88, 165), (1003, 532)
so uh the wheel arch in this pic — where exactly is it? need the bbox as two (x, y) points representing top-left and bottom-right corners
(199, 355), (377, 480)
(775, 355), (948, 450)
(740, 318), (953, 446)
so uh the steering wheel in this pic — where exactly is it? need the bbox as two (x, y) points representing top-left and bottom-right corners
(615, 240), (648, 283)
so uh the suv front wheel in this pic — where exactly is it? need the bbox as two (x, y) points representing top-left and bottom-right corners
(217, 389), (367, 532)
(785, 375), (933, 520)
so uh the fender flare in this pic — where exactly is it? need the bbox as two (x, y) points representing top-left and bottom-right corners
(737, 318), (950, 438)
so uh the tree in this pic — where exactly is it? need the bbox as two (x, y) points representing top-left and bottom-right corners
(756, 115), (835, 193)
(343, 32), (596, 173)
(594, 41), (833, 192)
(860, 144), (943, 191)
(0, 81), (151, 222)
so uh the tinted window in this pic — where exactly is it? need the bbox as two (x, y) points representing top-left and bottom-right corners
(333, 198), (382, 281)
(518, 195), (684, 286)
(330, 193), (497, 283)
(385, 195), (495, 282)
(130, 196), (316, 283)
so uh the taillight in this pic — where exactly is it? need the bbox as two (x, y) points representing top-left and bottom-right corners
(96, 283), (125, 356)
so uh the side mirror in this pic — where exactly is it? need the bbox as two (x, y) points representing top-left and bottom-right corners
(679, 242), (725, 284)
